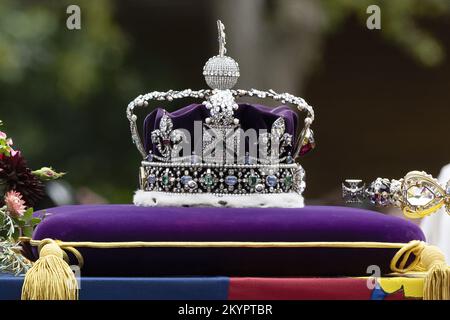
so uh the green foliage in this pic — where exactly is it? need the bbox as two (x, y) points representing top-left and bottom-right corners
(0, 206), (40, 241)
(0, 0), (137, 202)
(0, 121), (13, 156)
(321, 0), (450, 66)
(32, 167), (65, 181)
(15, 208), (40, 239)
(0, 240), (31, 275)
(0, 138), (12, 157)
(0, 207), (15, 239)
(0, 0), (126, 98)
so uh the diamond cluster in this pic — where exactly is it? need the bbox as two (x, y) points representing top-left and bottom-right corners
(401, 172), (444, 210)
(366, 178), (392, 206)
(203, 89), (239, 125)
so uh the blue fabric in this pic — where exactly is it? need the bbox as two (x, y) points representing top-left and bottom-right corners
(0, 273), (229, 300)
(370, 283), (388, 300)
(0, 273), (24, 300)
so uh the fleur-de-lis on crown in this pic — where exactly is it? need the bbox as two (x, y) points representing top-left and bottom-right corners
(259, 117), (293, 163)
(151, 113), (185, 161)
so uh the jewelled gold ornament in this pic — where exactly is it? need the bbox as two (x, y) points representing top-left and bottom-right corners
(343, 171), (450, 219)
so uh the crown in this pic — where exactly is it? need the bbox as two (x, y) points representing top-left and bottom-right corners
(127, 21), (315, 208)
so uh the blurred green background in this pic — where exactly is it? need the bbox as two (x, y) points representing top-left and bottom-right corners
(1, 0), (449, 204)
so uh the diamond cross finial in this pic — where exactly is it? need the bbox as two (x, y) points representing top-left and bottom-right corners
(217, 20), (226, 57)
(342, 179), (366, 204)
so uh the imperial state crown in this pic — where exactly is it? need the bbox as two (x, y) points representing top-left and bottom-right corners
(127, 20), (315, 208)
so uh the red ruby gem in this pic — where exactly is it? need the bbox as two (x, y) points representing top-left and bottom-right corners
(299, 141), (315, 156)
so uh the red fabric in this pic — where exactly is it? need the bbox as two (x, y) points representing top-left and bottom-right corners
(384, 291), (406, 300)
(383, 289), (419, 300)
(229, 277), (374, 300)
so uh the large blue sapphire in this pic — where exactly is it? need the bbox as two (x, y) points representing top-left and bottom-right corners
(266, 175), (278, 187)
(225, 175), (238, 186)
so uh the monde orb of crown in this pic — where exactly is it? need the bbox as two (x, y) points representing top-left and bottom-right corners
(203, 55), (240, 90)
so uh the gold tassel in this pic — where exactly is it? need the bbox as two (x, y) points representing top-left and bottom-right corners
(391, 241), (450, 300)
(21, 239), (78, 300)
(420, 245), (450, 300)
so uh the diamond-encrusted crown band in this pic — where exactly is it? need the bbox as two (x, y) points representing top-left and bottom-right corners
(140, 162), (305, 196)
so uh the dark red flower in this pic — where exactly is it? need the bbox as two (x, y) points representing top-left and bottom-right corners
(0, 152), (45, 207)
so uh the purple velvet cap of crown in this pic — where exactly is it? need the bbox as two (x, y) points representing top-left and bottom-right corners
(142, 103), (299, 156)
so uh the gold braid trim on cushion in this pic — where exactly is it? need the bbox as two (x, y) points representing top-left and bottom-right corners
(19, 238), (449, 300)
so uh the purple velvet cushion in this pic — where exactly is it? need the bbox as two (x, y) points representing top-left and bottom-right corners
(31, 205), (425, 277)
(143, 103), (299, 156)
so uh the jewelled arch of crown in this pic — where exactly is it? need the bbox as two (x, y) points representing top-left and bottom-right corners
(126, 21), (316, 207)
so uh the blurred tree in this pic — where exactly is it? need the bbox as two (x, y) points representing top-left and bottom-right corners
(323, 0), (449, 66)
(0, 0), (126, 98)
(0, 0), (135, 203)
(216, 0), (450, 93)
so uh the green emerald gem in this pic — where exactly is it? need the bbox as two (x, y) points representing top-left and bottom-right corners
(203, 174), (214, 186)
(162, 174), (170, 186)
(248, 174), (258, 187)
(284, 175), (293, 188)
